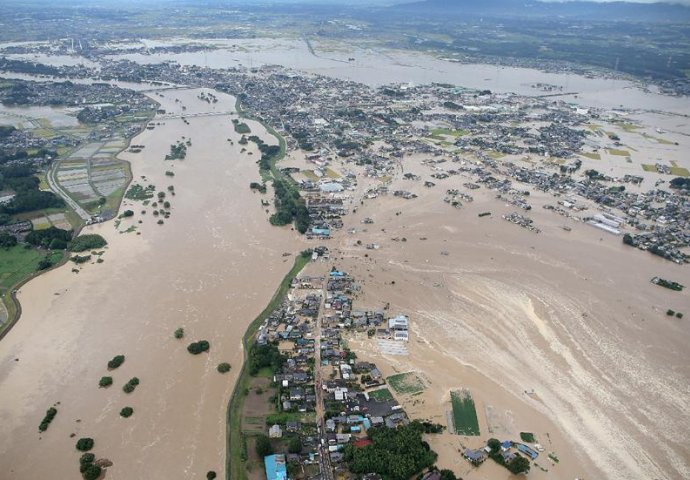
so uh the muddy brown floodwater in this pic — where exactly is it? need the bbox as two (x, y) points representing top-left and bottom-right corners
(0, 88), (304, 480)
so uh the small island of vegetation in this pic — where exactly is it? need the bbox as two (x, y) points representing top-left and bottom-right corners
(38, 406), (58, 432)
(187, 340), (210, 354)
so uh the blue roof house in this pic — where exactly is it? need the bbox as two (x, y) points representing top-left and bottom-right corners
(264, 454), (287, 480)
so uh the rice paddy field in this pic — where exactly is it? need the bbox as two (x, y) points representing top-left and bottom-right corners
(55, 138), (131, 212)
(450, 389), (480, 436)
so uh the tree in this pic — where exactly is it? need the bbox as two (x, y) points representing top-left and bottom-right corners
(0, 233), (17, 248)
(439, 469), (458, 480)
(99, 376), (113, 388)
(75, 438), (94, 452)
(107, 355), (125, 369)
(217, 363), (231, 373)
(82, 463), (102, 480)
(288, 436), (302, 454)
(207, 471), (217, 480)
(487, 438), (501, 453)
(187, 340), (210, 354)
(507, 455), (530, 475)
(255, 434), (273, 457)
(120, 407), (134, 418)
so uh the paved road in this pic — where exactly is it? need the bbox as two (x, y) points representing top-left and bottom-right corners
(47, 163), (91, 221)
(314, 283), (335, 480)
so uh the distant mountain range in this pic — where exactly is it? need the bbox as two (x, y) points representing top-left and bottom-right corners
(393, 0), (690, 22)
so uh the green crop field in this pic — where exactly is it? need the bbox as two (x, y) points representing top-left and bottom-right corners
(387, 372), (426, 395)
(580, 152), (601, 160)
(450, 389), (480, 436)
(368, 388), (394, 401)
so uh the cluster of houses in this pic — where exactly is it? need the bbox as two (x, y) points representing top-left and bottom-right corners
(45, 57), (685, 265)
(464, 439), (542, 467)
(254, 268), (414, 480)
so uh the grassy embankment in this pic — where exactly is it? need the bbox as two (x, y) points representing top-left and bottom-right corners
(226, 253), (310, 480)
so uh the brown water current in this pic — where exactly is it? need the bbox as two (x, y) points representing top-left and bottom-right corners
(0, 88), (303, 479)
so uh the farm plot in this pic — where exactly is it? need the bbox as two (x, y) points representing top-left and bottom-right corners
(450, 389), (480, 436)
(387, 372), (426, 395)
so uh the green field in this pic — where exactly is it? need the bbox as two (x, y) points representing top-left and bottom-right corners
(642, 164), (657, 172)
(670, 167), (690, 177)
(520, 432), (536, 443)
(607, 148), (630, 157)
(580, 152), (601, 160)
(0, 246), (63, 296)
(368, 388), (394, 401)
(450, 389), (480, 436)
(0, 246), (64, 329)
(430, 127), (468, 138)
(387, 372), (426, 395)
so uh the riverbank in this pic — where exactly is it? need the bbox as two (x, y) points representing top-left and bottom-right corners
(226, 252), (310, 480)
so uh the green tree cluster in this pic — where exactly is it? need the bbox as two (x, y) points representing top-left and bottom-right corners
(70, 234), (107, 252)
(38, 407), (58, 432)
(0, 233), (17, 248)
(255, 434), (273, 457)
(269, 178), (309, 234)
(187, 340), (210, 355)
(99, 376), (113, 388)
(343, 423), (437, 480)
(26, 227), (72, 249)
(248, 343), (284, 376)
(75, 438), (94, 452)
(107, 355), (125, 369)
(217, 362), (231, 373)
(122, 377), (140, 393)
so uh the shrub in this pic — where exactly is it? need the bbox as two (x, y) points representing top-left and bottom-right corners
(107, 355), (125, 369)
(99, 376), (113, 388)
(82, 464), (102, 480)
(70, 254), (91, 264)
(207, 472), (217, 480)
(677, 312), (684, 319)
(187, 340), (210, 355)
(37, 258), (54, 271)
(165, 171), (175, 177)
(120, 407), (134, 418)
(70, 234), (107, 252)
(217, 362), (231, 373)
(79, 453), (95, 466)
(174, 327), (184, 339)
(75, 437), (94, 452)
(38, 407), (58, 432)
(163, 201), (171, 209)
(667, 309), (676, 316)
(120, 210), (134, 218)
